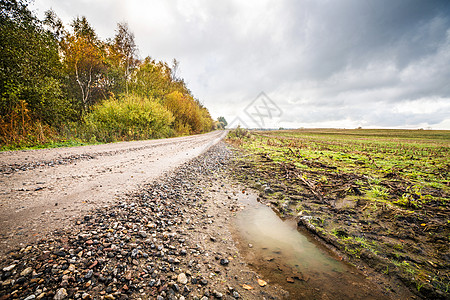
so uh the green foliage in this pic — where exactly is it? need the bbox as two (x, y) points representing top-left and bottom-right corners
(129, 57), (171, 100)
(217, 116), (228, 129)
(0, 0), (69, 124)
(82, 95), (174, 142)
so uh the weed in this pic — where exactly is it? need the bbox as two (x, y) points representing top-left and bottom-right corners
(416, 282), (424, 292)
(368, 177), (381, 185)
(370, 186), (390, 199)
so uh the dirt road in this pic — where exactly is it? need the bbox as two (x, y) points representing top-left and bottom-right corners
(0, 131), (226, 257)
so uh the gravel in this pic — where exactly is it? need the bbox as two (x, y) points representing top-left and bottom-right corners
(0, 143), (237, 300)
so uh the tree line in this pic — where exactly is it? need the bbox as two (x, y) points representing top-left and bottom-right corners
(0, 0), (220, 149)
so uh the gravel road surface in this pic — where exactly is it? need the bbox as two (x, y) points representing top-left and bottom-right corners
(0, 131), (226, 257)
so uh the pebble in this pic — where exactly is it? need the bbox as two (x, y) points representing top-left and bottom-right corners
(3, 264), (15, 272)
(177, 273), (188, 284)
(20, 266), (33, 276)
(81, 293), (91, 300)
(213, 290), (223, 298)
(54, 288), (68, 300)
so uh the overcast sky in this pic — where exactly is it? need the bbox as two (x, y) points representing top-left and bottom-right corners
(30, 0), (450, 129)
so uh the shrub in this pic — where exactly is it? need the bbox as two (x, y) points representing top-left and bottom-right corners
(83, 95), (174, 142)
(163, 91), (212, 135)
(228, 125), (251, 139)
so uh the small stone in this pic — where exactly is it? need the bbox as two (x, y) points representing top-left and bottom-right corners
(232, 291), (240, 299)
(81, 293), (91, 300)
(23, 295), (36, 300)
(16, 276), (26, 284)
(183, 285), (190, 294)
(54, 288), (68, 300)
(20, 267), (33, 277)
(286, 277), (294, 283)
(213, 290), (223, 299)
(220, 258), (229, 266)
(257, 279), (267, 286)
(131, 249), (139, 258)
(84, 269), (93, 279)
(104, 295), (115, 300)
(1, 279), (12, 286)
(55, 250), (67, 257)
(177, 273), (188, 284)
(3, 264), (15, 272)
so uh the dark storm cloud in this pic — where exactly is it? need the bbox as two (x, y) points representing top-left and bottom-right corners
(31, 0), (450, 129)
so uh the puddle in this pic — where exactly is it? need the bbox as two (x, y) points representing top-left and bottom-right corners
(232, 193), (389, 299)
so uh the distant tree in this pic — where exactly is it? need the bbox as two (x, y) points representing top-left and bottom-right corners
(171, 58), (179, 81)
(217, 116), (228, 129)
(43, 9), (66, 41)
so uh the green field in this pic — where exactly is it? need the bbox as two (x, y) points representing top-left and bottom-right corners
(228, 128), (449, 298)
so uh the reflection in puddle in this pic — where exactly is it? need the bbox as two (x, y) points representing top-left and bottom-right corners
(233, 194), (389, 299)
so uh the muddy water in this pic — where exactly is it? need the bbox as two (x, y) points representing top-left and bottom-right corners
(232, 193), (389, 299)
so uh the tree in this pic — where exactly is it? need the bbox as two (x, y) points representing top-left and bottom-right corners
(43, 9), (66, 42)
(62, 16), (106, 115)
(0, 0), (70, 125)
(217, 116), (228, 129)
(130, 57), (172, 100)
(110, 22), (138, 94)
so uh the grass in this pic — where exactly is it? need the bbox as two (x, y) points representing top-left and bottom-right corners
(230, 128), (449, 204)
(0, 139), (95, 151)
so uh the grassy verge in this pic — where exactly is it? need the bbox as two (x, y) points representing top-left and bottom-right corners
(227, 128), (449, 299)
(0, 139), (96, 152)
